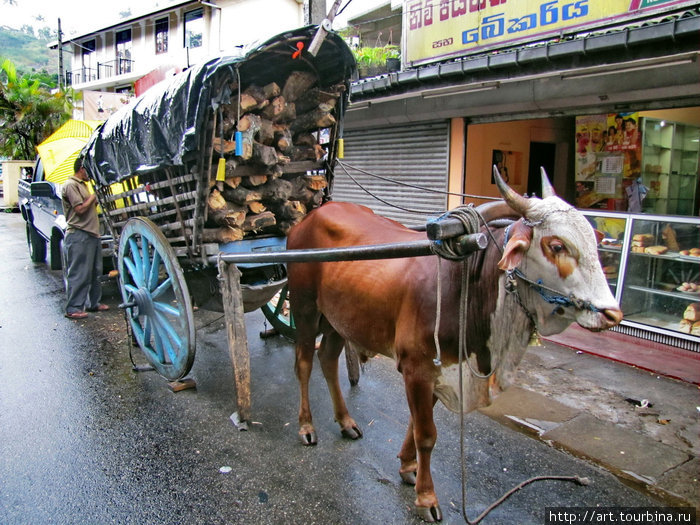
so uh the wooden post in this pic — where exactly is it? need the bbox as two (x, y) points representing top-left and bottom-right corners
(218, 258), (251, 430)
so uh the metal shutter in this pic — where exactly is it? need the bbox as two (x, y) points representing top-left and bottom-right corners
(331, 121), (449, 227)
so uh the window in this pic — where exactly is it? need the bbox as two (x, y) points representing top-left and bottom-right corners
(155, 17), (168, 54)
(81, 39), (96, 82)
(184, 8), (203, 49)
(116, 29), (132, 75)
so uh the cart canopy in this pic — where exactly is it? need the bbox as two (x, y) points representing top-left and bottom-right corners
(83, 26), (355, 187)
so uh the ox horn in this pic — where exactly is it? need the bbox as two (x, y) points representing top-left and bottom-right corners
(493, 164), (532, 216)
(540, 167), (556, 198)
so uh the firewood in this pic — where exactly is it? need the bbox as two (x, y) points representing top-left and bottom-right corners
(305, 174), (328, 191)
(247, 201), (266, 214)
(290, 106), (336, 134)
(259, 177), (293, 203)
(207, 204), (246, 228)
(239, 93), (259, 114)
(221, 185), (262, 205)
(276, 217), (305, 236)
(224, 176), (241, 189)
(243, 84), (267, 105)
(293, 132), (318, 147)
(288, 145), (325, 162)
(261, 96), (296, 123)
(262, 82), (281, 99)
(236, 114), (261, 160)
(290, 176), (324, 208)
(252, 142), (279, 167)
(242, 174), (268, 187)
(242, 211), (276, 232)
(274, 127), (293, 152)
(213, 137), (236, 155)
(294, 86), (342, 114)
(202, 226), (244, 243)
(271, 200), (306, 221)
(282, 71), (317, 102)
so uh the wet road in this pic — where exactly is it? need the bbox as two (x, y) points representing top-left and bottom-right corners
(0, 213), (659, 524)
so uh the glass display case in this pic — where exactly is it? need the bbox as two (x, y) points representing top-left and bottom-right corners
(582, 211), (700, 350)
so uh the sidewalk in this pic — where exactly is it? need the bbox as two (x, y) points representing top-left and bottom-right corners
(479, 326), (700, 509)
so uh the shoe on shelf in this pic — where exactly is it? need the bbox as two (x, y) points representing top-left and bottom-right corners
(86, 304), (110, 312)
(65, 311), (88, 319)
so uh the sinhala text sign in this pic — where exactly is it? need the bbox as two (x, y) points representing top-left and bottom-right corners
(404, 0), (696, 67)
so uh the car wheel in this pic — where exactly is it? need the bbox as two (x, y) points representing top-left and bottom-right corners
(26, 222), (47, 262)
(50, 233), (64, 271)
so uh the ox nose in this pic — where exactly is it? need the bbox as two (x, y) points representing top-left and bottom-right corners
(602, 307), (623, 328)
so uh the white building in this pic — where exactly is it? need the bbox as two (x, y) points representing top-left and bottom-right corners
(58, 0), (306, 96)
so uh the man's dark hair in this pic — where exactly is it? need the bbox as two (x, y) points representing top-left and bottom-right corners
(74, 156), (84, 173)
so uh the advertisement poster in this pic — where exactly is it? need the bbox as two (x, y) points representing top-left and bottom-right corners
(575, 112), (642, 209)
(404, 0), (696, 66)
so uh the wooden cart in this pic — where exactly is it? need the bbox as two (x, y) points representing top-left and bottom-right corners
(83, 27), (356, 399)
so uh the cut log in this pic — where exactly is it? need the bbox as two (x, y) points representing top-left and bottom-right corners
(242, 174), (268, 187)
(288, 145), (325, 162)
(208, 204), (247, 228)
(261, 96), (296, 123)
(224, 176), (242, 189)
(259, 177), (293, 203)
(252, 142), (279, 167)
(282, 71), (317, 102)
(202, 226), (244, 243)
(243, 84), (267, 105)
(305, 174), (328, 191)
(235, 114), (261, 161)
(293, 132), (319, 147)
(221, 185), (262, 205)
(294, 86), (342, 114)
(290, 176), (324, 208)
(239, 93), (259, 114)
(242, 211), (277, 232)
(262, 81), (280, 99)
(276, 217), (304, 236)
(247, 201), (266, 214)
(213, 137), (236, 155)
(271, 200), (306, 221)
(290, 107), (336, 134)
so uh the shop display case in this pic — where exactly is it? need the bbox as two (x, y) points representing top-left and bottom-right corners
(582, 211), (700, 351)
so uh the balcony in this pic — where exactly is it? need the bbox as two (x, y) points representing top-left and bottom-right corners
(66, 58), (135, 87)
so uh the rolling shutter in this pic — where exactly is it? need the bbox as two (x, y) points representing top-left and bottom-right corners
(331, 121), (449, 227)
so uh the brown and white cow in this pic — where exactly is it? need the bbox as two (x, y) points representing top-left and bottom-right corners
(286, 169), (622, 522)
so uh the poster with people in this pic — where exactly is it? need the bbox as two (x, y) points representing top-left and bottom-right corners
(575, 112), (642, 210)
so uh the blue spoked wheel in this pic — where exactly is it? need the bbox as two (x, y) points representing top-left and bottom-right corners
(118, 217), (195, 381)
(260, 284), (296, 340)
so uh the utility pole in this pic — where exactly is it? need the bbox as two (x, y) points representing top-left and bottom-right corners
(57, 18), (64, 90)
(308, 0), (327, 25)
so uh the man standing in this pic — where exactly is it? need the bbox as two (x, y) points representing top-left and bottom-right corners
(61, 156), (109, 319)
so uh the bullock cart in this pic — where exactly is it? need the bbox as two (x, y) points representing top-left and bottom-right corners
(82, 25), (487, 425)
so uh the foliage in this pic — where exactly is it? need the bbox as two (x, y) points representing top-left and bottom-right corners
(0, 59), (74, 160)
(0, 26), (57, 77)
(351, 45), (400, 67)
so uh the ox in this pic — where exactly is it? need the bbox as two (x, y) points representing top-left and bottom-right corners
(286, 169), (622, 521)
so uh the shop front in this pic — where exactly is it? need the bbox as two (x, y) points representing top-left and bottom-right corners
(341, 2), (700, 350)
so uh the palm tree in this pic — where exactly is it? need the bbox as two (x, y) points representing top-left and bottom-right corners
(0, 59), (74, 160)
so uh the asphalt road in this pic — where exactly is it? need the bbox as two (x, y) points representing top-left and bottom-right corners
(0, 212), (660, 525)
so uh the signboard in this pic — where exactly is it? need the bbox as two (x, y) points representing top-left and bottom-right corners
(404, 0), (696, 66)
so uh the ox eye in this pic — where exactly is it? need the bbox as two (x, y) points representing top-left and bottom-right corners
(549, 241), (566, 254)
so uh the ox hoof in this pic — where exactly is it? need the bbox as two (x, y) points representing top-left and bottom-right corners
(415, 504), (443, 523)
(400, 471), (417, 485)
(299, 431), (317, 446)
(340, 425), (363, 440)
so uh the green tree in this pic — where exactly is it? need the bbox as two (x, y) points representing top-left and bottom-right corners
(0, 59), (74, 160)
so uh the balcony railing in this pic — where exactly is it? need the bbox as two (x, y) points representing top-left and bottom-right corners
(66, 58), (135, 86)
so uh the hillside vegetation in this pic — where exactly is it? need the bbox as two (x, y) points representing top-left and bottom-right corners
(0, 26), (56, 75)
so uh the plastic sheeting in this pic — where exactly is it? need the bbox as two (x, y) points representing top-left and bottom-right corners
(83, 26), (355, 187)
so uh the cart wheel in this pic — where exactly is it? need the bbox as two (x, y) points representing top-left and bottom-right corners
(260, 284), (296, 340)
(118, 217), (195, 381)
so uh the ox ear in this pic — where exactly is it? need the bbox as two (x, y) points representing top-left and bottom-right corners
(498, 221), (533, 271)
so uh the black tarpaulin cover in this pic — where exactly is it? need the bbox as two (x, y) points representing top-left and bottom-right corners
(83, 26), (355, 187)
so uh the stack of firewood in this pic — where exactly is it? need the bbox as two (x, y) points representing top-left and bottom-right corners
(203, 70), (344, 243)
